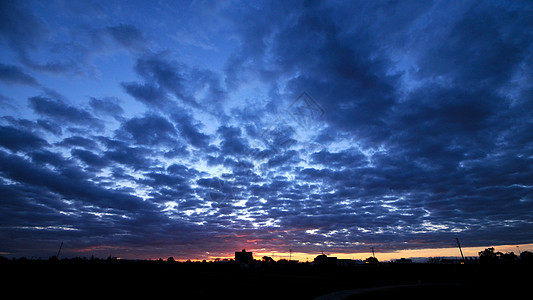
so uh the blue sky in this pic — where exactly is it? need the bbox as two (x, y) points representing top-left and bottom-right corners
(1, 0), (533, 260)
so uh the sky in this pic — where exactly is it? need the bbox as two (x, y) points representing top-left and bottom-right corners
(1, 0), (533, 260)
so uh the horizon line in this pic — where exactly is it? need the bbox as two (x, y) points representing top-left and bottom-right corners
(5, 243), (531, 262)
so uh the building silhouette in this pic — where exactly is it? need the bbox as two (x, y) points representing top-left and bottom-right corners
(393, 258), (412, 264)
(313, 254), (337, 266)
(235, 249), (253, 264)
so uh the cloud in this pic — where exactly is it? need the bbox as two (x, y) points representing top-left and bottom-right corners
(1, 2), (153, 77)
(130, 56), (194, 106)
(1, 116), (61, 136)
(116, 114), (178, 147)
(0, 2), (78, 73)
(90, 1), (533, 256)
(220, 1), (403, 148)
(71, 149), (109, 168)
(310, 149), (367, 169)
(123, 55), (227, 117)
(28, 96), (103, 129)
(100, 139), (154, 171)
(0, 150), (153, 211)
(411, 2), (532, 90)
(171, 110), (210, 149)
(0, 63), (38, 86)
(106, 24), (147, 50)
(0, 125), (49, 152)
(0, 147), (200, 257)
(121, 82), (169, 108)
(57, 136), (100, 150)
(217, 125), (248, 156)
(2, 0), (533, 259)
(0, 1), (49, 60)
(89, 97), (124, 120)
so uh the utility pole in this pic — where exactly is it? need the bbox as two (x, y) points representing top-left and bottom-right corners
(56, 241), (63, 259)
(371, 247), (375, 258)
(456, 238), (465, 264)
(289, 249), (292, 261)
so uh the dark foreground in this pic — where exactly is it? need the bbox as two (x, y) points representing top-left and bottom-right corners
(2, 259), (530, 299)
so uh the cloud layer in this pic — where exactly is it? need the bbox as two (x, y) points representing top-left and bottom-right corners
(1, 0), (533, 259)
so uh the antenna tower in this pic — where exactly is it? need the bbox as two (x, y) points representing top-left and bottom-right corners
(456, 238), (465, 263)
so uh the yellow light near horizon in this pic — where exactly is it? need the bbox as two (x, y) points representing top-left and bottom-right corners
(324, 243), (533, 261)
(203, 243), (533, 263)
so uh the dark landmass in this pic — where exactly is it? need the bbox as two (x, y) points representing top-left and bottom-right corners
(2, 256), (531, 299)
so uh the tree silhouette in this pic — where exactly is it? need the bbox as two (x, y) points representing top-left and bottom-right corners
(313, 254), (328, 264)
(520, 251), (533, 264)
(365, 256), (379, 265)
(479, 247), (520, 264)
(262, 256), (274, 263)
(479, 247), (498, 263)
(500, 252), (517, 263)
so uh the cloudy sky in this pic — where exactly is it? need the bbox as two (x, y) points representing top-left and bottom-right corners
(1, 0), (533, 260)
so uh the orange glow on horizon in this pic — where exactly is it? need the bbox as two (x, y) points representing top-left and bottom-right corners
(200, 243), (533, 263)
(78, 243), (533, 262)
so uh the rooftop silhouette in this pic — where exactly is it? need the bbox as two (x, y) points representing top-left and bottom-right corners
(234, 248), (254, 265)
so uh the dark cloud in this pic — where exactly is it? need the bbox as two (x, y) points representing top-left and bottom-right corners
(123, 55), (227, 116)
(101, 141), (153, 171)
(28, 96), (103, 129)
(0, 63), (38, 86)
(1, 116), (61, 136)
(0, 1), (78, 73)
(1, 3), (153, 77)
(217, 125), (248, 155)
(0, 125), (49, 152)
(0, 93), (15, 111)
(141, 172), (187, 188)
(89, 97), (124, 120)
(0, 149), (195, 258)
(121, 81), (169, 108)
(36, 119), (62, 135)
(212, 0), (533, 248)
(221, 1), (403, 148)
(71, 149), (109, 168)
(117, 114), (177, 147)
(106, 24), (147, 50)
(171, 110), (210, 149)
(310, 149), (367, 169)
(134, 56), (187, 94)
(57, 136), (100, 150)
(412, 3), (533, 90)
(0, 150), (153, 212)
(29, 149), (70, 168)
(0, 1), (49, 62)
